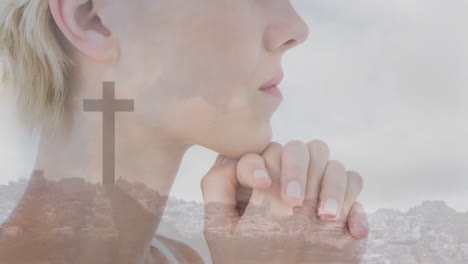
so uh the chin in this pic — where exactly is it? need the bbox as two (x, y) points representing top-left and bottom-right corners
(207, 123), (273, 159)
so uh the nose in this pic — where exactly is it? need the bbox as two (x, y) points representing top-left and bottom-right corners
(264, 2), (310, 54)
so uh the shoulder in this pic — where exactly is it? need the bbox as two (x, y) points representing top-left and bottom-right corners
(154, 234), (204, 264)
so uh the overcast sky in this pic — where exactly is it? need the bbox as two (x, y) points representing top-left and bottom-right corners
(1, 0), (467, 213)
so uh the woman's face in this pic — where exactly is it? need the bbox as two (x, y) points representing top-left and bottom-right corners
(99, 0), (309, 157)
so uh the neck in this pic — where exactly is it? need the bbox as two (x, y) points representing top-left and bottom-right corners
(35, 63), (193, 195)
(2, 64), (193, 263)
(34, 101), (190, 196)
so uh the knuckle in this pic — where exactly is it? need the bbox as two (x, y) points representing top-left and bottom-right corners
(200, 174), (214, 189)
(261, 142), (283, 159)
(200, 176), (208, 189)
(353, 200), (364, 210)
(347, 171), (363, 188)
(262, 141), (283, 154)
(270, 141), (284, 148)
(327, 160), (346, 171)
(286, 139), (305, 147)
(241, 152), (262, 161)
(238, 153), (263, 168)
(351, 201), (368, 219)
(282, 141), (309, 164)
(306, 140), (330, 157)
(261, 142), (283, 171)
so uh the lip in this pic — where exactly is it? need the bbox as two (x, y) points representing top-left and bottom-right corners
(260, 86), (283, 99)
(259, 72), (284, 90)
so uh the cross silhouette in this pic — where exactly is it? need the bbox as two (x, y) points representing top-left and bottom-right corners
(83, 82), (134, 185)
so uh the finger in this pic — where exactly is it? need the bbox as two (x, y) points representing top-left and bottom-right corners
(237, 153), (272, 191)
(317, 160), (347, 222)
(280, 140), (310, 207)
(235, 153), (272, 216)
(201, 155), (240, 233)
(246, 142), (282, 207)
(261, 142), (283, 176)
(244, 142), (292, 217)
(201, 155), (238, 206)
(304, 140), (330, 206)
(234, 185), (253, 216)
(347, 201), (369, 239)
(341, 171), (363, 220)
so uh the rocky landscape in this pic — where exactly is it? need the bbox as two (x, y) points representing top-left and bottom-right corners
(1, 178), (467, 263)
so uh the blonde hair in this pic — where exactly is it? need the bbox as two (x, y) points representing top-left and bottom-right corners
(0, 0), (73, 135)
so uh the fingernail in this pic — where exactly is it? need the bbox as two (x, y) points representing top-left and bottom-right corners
(319, 199), (339, 219)
(254, 169), (269, 180)
(287, 181), (302, 199)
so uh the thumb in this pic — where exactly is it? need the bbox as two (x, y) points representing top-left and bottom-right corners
(201, 154), (240, 238)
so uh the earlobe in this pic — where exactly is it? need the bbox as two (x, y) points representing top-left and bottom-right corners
(48, 0), (118, 62)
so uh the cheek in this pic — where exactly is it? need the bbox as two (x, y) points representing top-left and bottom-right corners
(171, 13), (262, 94)
(163, 96), (255, 134)
(161, 96), (272, 155)
(112, 2), (271, 153)
(116, 2), (262, 109)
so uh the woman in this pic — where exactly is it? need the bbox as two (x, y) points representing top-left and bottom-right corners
(0, 0), (368, 263)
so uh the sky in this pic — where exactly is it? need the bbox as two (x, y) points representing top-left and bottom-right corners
(1, 0), (467, 213)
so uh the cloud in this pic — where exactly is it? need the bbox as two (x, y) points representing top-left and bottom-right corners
(172, 0), (468, 213)
(273, 0), (468, 212)
(0, 0), (466, 213)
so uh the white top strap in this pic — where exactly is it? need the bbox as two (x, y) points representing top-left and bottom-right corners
(150, 236), (180, 264)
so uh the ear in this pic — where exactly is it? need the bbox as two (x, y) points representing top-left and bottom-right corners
(49, 0), (118, 62)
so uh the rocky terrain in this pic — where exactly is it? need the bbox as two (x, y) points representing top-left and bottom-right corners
(1, 179), (467, 263)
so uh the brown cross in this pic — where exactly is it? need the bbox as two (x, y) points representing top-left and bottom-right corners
(83, 82), (134, 184)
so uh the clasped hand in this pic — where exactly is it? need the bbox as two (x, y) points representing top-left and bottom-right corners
(201, 140), (369, 264)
